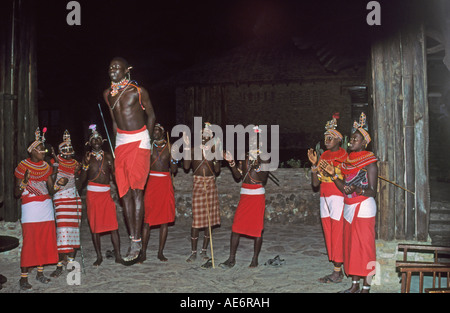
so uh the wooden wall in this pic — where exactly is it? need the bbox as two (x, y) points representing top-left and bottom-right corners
(0, 0), (39, 221)
(371, 22), (430, 241)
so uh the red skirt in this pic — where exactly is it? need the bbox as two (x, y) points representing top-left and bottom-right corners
(320, 182), (344, 263)
(114, 126), (151, 198)
(144, 171), (175, 226)
(321, 215), (344, 263)
(21, 221), (58, 268)
(343, 196), (376, 277)
(232, 184), (266, 238)
(86, 182), (119, 234)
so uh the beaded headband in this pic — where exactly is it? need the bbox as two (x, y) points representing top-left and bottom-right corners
(27, 127), (47, 153)
(324, 113), (343, 140)
(86, 124), (105, 145)
(352, 112), (371, 144)
(59, 130), (74, 154)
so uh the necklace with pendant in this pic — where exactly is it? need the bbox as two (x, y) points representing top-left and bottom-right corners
(91, 150), (104, 161)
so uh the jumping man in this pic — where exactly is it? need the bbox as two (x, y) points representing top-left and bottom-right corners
(103, 57), (156, 264)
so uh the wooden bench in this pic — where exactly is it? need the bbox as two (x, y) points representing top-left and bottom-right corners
(396, 244), (450, 293)
(424, 288), (450, 293)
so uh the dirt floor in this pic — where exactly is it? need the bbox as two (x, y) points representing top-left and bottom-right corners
(0, 216), (400, 294)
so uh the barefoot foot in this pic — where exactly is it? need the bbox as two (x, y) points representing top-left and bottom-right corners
(249, 258), (258, 268)
(186, 251), (197, 263)
(93, 257), (103, 266)
(50, 266), (64, 278)
(19, 278), (32, 291)
(158, 252), (168, 262)
(219, 259), (236, 269)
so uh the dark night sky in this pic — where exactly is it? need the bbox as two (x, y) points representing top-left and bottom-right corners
(34, 0), (378, 101)
(35, 0), (289, 150)
(33, 0), (432, 155)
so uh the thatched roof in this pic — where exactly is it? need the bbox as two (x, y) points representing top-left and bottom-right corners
(155, 38), (365, 88)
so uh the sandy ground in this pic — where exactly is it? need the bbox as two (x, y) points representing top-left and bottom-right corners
(0, 213), (401, 294)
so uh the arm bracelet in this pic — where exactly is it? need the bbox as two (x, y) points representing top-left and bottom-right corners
(19, 181), (28, 190)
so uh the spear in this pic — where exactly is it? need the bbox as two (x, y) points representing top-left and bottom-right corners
(97, 103), (115, 158)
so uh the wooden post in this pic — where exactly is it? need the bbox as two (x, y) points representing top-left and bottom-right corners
(413, 24), (430, 241)
(0, 0), (38, 221)
(401, 27), (416, 240)
(0, 3), (6, 217)
(370, 19), (429, 241)
(390, 30), (405, 241)
(377, 161), (391, 240)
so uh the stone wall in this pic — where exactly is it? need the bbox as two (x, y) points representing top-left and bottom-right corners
(173, 167), (320, 225)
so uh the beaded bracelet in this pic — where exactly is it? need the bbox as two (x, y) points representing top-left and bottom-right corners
(82, 164), (89, 171)
(19, 181), (28, 190)
(331, 173), (339, 181)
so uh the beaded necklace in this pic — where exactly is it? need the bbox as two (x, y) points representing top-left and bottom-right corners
(151, 142), (167, 167)
(57, 155), (77, 167)
(320, 147), (347, 167)
(57, 155), (78, 176)
(110, 77), (130, 96)
(153, 139), (166, 149)
(15, 159), (51, 181)
(341, 151), (377, 175)
(109, 79), (145, 111)
(346, 151), (375, 164)
(91, 149), (104, 161)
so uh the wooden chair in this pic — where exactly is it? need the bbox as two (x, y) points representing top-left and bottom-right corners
(396, 244), (450, 293)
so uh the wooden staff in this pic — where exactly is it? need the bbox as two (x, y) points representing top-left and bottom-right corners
(357, 166), (415, 195)
(97, 103), (115, 158)
(167, 131), (174, 182)
(320, 159), (415, 195)
(376, 175), (415, 195)
(202, 168), (215, 268)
